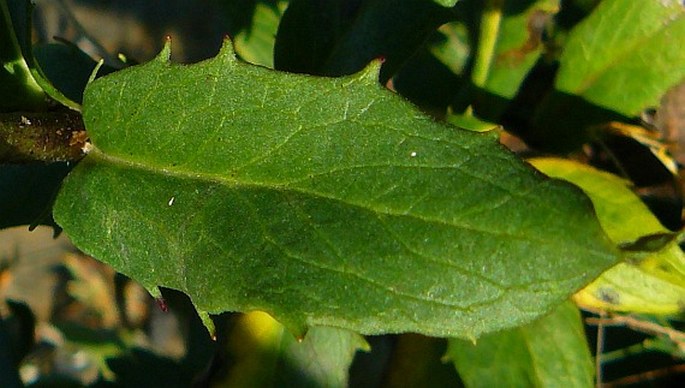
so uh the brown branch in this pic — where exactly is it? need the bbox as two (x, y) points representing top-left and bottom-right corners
(602, 363), (685, 387)
(0, 110), (87, 163)
(585, 313), (685, 346)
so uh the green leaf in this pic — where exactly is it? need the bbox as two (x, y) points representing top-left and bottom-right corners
(555, 0), (685, 116)
(391, 21), (470, 111)
(434, 0), (459, 7)
(0, 163), (71, 230)
(447, 301), (594, 388)
(531, 158), (685, 314)
(530, 0), (685, 151)
(54, 41), (619, 338)
(33, 42), (101, 104)
(233, 1), (286, 68)
(274, 0), (452, 78)
(470, 0), (560, 119)
(224, 312), (366, 387)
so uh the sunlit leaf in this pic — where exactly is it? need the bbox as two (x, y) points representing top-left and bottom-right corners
(555, 0), (685, 116)
(531, 158), (685, 314)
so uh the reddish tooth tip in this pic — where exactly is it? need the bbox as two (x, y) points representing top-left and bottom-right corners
(156, 298), (169, 312)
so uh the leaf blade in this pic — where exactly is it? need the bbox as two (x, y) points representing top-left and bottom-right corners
(55, 41), (619, 338)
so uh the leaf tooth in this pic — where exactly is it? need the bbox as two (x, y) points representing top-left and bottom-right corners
(218, 37), (238, 63)
(146, 285), (163, 300)
(197, 310), (216, 339)
(156, 37), (172, 64)
(358, 59), (383, 85)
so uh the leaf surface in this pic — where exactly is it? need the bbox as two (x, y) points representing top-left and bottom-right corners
(54, 41), (618, 338)
(447, 301), (594, 388)
(531, 158), (685, 314)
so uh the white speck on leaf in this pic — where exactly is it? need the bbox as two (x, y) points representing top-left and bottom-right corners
(168, 197), (175, 206)
(410, 151), (417, 157)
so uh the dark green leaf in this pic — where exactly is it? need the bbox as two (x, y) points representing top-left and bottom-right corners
(447, 301), (593, 388)
(54, 41), (619, 338)
(33, 43), (100, 105)
(0, 163), (71, 230)
(274, 0), (452, 78)
(382, 334), (461, 387)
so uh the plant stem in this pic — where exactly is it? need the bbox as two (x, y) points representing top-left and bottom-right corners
(0, 110), (86, 163)
(471, 0), (503, 88)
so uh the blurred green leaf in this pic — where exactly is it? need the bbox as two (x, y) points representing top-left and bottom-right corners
(233, 1), (286, 67)
(530, 0), (685, 151)
(102, 289), (215, 386)
(447, 301), (593, 388)
(446, 107), (499, 132)
(391, 21), (469, 111)
(0, 0), (47, 111)
(470, 0), (559, 119)
(33, 42), (100, 105)
(555, 0), (685, 116)
(531, 158), (685, 315)
(54, 41), (619, 338)
(1, 0), (80, 110)
(434, 0), (458, 7)
(429, 21), (471, 77)
(382, 334), (461, 387)
(274, 0), (453, 79)
(0, 163), (71, 230)
(224, 312), (366, 387)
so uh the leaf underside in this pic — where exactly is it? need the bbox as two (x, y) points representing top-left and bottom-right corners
(54, 41), (618, 338)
